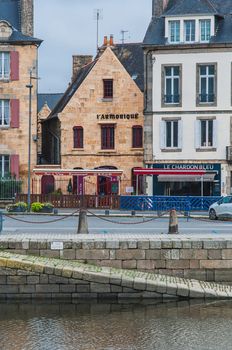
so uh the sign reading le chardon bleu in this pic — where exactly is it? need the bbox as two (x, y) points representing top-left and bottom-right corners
(97, 113), (139, 120)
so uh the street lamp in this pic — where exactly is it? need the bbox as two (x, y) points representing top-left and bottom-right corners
(26, 69), (39, 212)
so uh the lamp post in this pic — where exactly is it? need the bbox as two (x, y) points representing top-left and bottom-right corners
(26, 69), (39, 212)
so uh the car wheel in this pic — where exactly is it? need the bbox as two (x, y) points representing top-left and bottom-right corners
(209, 209), (217, 220)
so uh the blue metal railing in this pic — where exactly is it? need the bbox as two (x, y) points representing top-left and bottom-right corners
(120, 196), (222, 212)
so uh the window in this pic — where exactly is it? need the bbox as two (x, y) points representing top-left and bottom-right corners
(132, 126), (143, 148)
(164, 66), (180, 104)
(103, 79), (113, 99)
(101, 124), (115, 149)
(169, 21), (180, 43)
(198, 65), (215, 103)
(0, 155), (10, 178)
(200, 19), (211, 42)
(200, 119), (213, 147)
(73, 126), (83, 148)
(0, 100), (10, 126)
(166, 120), (178, 148)
(0, 52), (10, 79)
(184, 20), (195, 42)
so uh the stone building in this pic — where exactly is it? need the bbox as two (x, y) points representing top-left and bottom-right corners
(38, 39), (144, 195)
(0, 0), (42, 188)
(143, 0), (232, 197)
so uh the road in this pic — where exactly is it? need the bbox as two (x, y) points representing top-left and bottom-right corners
(1, 214), (232, 235)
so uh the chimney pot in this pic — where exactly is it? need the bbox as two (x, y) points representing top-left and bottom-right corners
(103, 36), (108, 46)
(109, 35), (114, 46)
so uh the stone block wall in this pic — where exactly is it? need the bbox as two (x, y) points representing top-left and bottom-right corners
(2, 238), (232, 283)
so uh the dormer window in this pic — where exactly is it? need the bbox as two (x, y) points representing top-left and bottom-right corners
(184, 20), (195, 42)
(200, 19), (211, 42)
(169, 21), (180, 43)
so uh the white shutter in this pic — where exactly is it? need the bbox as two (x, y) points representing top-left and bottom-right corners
(178, 119), (183, 149)
(195, 119), (201, 149)
(160, 120), (166, 149)
(213, 119), (217, 148)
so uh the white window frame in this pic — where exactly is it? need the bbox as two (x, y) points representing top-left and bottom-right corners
(0, 155), (10, 178)
(0, 52), (10, 80)
(195, 119), (217, 149)
(199, 65), (215, 103)
(160, 119), (182, 150)
(169, 20), (180, 43)
(0, 100), (10, 127)
(184, 20), (196, 43)
(200, 19), (211, 42)
(164, 67), (180, 104)
(200, 119), (213, 147)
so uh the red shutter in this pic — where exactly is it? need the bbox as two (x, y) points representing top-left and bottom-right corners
(10, 51), (19, 81)
(10, 99), (20, 128)
(10, 155), (19, 179)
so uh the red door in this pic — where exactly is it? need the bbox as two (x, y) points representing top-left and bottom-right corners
(97, 176), (118, 195)
(41, 175), (55, 194)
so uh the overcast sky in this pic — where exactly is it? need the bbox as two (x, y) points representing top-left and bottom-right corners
(34, 0), (152, 93)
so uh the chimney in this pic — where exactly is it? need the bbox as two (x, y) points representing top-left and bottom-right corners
(109, 35), (114, 46)
(103, 36), (108, 46)
(72, 55), (93, 80)
(152, 0), (169, 17)
(20, 0), (34, 36)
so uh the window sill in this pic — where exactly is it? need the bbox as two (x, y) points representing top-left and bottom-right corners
(72, 148), (84, 151)
(161, 148), (182, 153)
(162, 103), (181, 108)
(98, 149), (116, 153)
(197, 102), (217, 107)
(196, 148), (216, 152)
(131, 147), (143, 151)
(0, 126), (10, 130)
(102, 98), (113, 102)
(0, 79), (10, 83)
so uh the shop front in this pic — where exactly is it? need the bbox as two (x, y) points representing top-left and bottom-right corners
(152, 164), (221, 196)
(134, 163), (221, 196)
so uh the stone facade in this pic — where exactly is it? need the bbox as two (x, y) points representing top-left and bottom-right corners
(41, 46), (144, 195)
(0, 44), (38, 188)
(20, 0), (34, 37)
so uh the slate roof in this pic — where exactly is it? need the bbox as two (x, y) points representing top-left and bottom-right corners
(0, 0), (20, 30)
(38, 93), (64, 113)
(163, 0), (217, 16)
(113, 43), (144, 92)
(48, 60), (97, 118)
(144, 0), (232, 46)
(0, 0), (42, 44)
(47, 43), (144, 119)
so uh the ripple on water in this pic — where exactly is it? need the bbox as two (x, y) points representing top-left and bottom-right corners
(0, 301), (232, 350)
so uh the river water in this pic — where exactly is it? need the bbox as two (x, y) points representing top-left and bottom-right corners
(0, 300), (232, 350)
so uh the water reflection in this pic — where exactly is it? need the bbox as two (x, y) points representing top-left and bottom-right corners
(0, 300), (232, 350)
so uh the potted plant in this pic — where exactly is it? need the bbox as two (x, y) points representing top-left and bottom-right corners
(41, 202), (54, 213)
(31, 202), (54, 213)
(6, 202), (28, 213)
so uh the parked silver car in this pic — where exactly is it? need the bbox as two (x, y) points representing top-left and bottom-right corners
(209, 196), (232, 220)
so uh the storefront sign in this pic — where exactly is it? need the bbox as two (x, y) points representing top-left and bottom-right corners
(163, 164), (216, 171)
(97, 113), (139, 120)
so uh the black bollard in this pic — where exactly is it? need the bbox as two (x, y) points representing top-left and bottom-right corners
(168, 209), (179, 234)
(77, 209), (89, 234)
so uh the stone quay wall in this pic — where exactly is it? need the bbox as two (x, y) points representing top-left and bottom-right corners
(1, 252), (232, 300)
(2, 238), (232, 283)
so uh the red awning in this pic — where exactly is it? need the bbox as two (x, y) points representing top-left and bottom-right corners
(133, 168), (206, 176)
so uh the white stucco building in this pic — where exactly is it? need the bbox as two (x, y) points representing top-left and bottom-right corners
(143, 0), (232, 197)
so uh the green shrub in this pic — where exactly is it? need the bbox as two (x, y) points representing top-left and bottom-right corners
(43, 202), (54, 209)
(31, 202), (44, 212)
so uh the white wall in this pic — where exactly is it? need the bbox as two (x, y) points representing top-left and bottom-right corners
(152, 51), (232, 161)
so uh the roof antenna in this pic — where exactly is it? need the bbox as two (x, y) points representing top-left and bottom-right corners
(94, 9), (103, 52)
(120, 30), (129, 44)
